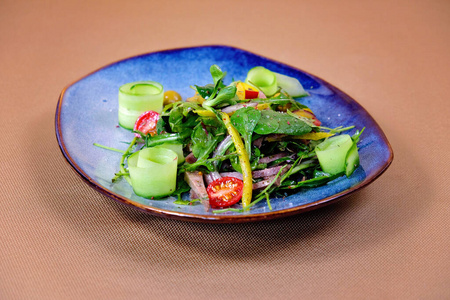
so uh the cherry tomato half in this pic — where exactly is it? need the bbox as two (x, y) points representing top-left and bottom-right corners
(133, 110), (160, 137)
(206, 177), (244, 208)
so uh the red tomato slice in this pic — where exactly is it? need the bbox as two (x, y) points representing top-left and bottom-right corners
(134, 110), (160, 137)
(245, 90), (259, 99)
(206, 177), (244, 208)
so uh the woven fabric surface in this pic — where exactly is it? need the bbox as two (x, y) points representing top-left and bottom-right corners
(0, 0), (449, 299)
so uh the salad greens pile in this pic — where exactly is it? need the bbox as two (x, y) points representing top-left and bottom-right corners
(105, 65), (363, 212)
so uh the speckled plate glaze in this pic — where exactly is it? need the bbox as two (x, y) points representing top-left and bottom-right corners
(55, 45), (393, 223)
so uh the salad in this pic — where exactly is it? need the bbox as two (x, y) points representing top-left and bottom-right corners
(97, 65), (363, 213)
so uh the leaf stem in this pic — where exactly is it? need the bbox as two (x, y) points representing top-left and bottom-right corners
(93, 143), (126, 154)
(112, 136), (137, 184)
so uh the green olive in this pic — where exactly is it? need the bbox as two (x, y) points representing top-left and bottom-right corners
(163, 90), (182, 105)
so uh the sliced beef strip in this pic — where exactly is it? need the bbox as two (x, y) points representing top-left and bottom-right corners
(185, 152), (197, 164)
(220, 165), (291, 190)
(184, 171), (209, 210)
(252, 165), (291, 190)
(252, 165), (291, 178)
(258, 152), (289, 164)
(219, 172), (243, 180)
(204, 171), (221, 186)
(252, 137), (264, 148)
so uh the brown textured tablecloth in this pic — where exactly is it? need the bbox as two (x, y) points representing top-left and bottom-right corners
(1, 0), (449, 299)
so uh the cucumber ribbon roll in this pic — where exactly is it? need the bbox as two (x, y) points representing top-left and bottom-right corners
(118, 81), (164, 129)
(128, 147), (178, 198)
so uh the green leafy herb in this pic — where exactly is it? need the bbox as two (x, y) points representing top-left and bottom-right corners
(230, 107), (261, 159)
(191, 123), (221, 160)
(282, 173), (342, 189)
(180, 153), (238, 173)
(195, 65), (227, 101)
(145, 131), (191, 148)
(202, 85), (237, 108)
(194, 84), (215, 99)
(210, 65), (226, 87)
(255, 110), (312, 135)
(168, 104), (199, 133)
(174, 198), (201, 206)
(93, 143), (126, 154)
(351, 127), (365, 143)
(156, 115), (168, 134)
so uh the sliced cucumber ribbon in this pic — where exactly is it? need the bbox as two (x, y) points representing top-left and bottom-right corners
(128, 147), (178, 198)
(315, 134), (359, 176)
(245, 67), (308, 98)
(245, 66), (278, 97)
(155, 143), (185, 164)
(118, 81), (164, 130)
(273, 72), (308, 97)
(345, 142), (360, 177)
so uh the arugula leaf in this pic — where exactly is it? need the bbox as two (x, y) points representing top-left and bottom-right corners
(181, 158), (215, 173)
(214, 85), (237, 105)
(180, 153), (238, 173)
(174, 198), (201, 206)
(255, 110), (312, 135)
(210, 64), (225, 86)
(228, 145), (242, 173)
(209, 65), (226, 99)
(230, 107), (261, 159)
(156, 115), (168, 134)
(283, 173), (342, 189)
(194, 84), (215, 99)
(192, 65), (225, 100)
(168, 105), (198, 133)
(202, 85), (237, 108)
(191, 123), (221, 160)
(200, 116), (222, 128)
(168, 106), (184, 131)
(145, 130), (191, 148)
(254, 111), (280, 134)
(254, 93), (309, 111)
(191, 116), (227, 154)
(200, 117), (227, 138)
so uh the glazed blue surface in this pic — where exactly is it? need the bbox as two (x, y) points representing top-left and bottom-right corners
(57, 45), (392, 221)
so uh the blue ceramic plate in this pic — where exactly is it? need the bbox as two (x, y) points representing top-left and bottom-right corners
(56, 45), (393, 223)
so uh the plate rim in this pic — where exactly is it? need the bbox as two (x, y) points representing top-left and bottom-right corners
(55, 44), (394, 223)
